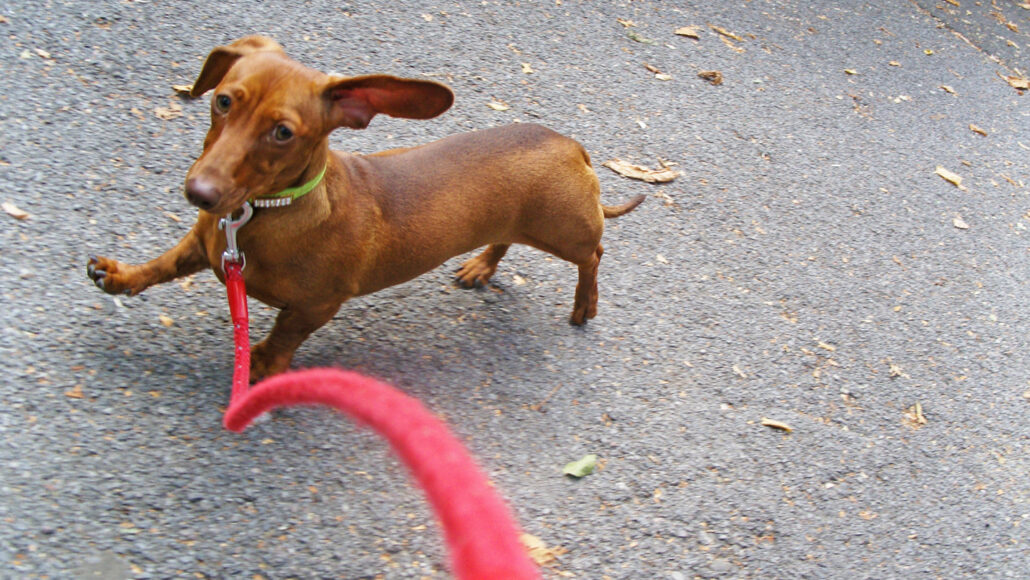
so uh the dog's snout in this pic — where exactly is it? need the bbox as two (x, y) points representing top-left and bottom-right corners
(184, 177), (220, 210)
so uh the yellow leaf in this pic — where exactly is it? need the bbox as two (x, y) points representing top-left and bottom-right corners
(674, 25), (702, 39)
(934, 166), (966, 190)
(602, 158), (680, 183)
(844, 69), (859, 75)
(519, 534), (567, 567)
(761, 418), (793, 432)
(3, 201), (29, 220)
(709, 25), (744, 41)
(159, 314), (175, 327)
(520, 62), (534, 74)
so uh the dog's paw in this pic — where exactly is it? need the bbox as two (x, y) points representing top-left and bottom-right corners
(87, 255), (143, 296)
(249, 342), (292, 383)
(455, 258), (495, 289)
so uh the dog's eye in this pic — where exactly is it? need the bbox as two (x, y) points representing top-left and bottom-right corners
(273, 124), (294, 142)
(215, 94), (231, 113)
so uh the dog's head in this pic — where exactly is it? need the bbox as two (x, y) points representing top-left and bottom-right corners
(182, 36), (454, 215)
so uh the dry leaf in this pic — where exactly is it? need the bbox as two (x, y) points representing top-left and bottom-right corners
(844, 69), (859, 75)
(675, 25), (702, 39)
(617, 18), (636, 28)
(520, 62), (534, 74)
(154, 102), (183, 120)
(35, 48), (52, 59)
(3, 202), (29, 220)
(953, 214), (970, 229)
(520, 533), (567, 567)
(603, 158), (680, 183)
(761, 418), (793, 432)
(939, 85), (956, 94)
(512, 274), (526, 286)
(698, 70), (723, 85)
(65, 385), (85, 399)
(903, 402), (928, 429)
(486, 100), (510, 111)
(159, 314), (175, 327)
(644, 63), (662, 74)
(172, 84), (193, 95)
(655, 73), (672, 81)
(719, 35), (745, 53)
(934, 166), (966, 190)
(889, 60), (901, 66)
(0, 15), (8, 24)
(969, 124), (987, 136)
(817, 341), (837, 352)
(626, 30), (655, 44)
(709, 25), (744, 41)
(999, 73), (1029, 90)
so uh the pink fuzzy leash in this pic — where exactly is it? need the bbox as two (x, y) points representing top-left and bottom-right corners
(224, 369), (540, 580)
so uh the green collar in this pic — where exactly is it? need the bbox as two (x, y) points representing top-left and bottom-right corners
(250, 164), (327, 208)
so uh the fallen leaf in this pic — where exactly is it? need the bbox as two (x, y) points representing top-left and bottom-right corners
(953, 214), (970, 229)
(844, 68), (859, 75)
(934, 166), (966, 190)
(902, 402), (928, 429)
(0, 15), (8, 24)
(969, 124), (987, 136)
(675, 25), (702, 39)
(520, 534), (567, 567)
(603, 158), (680, 183)
(719, 36), (746, 53)
(939, 85), (956, 94)
(626, 30), (655, 44)
(644, 63), (662, 74)
(512, 274), (526, 286)
(172, 84), (193, 95)
(924, 49), (934, 55)
(35, 48), (52, 59)
(998, 73), (1029, 90)
(889, 60), (901, 66)
(154, 102), (183, 120)
(486, 100), (510, 111)
(656, 254), (669, 264)
(563, 454), (598, 478)
(698, 70), (723, 85)
(65, 385), (85, 399)
(709, 25), (744, 41)
(617, 18), (636, 28)
(761, 418), (793, 432)
(159, 314), (175, 327)
(817, 341), (837, 352)
(655, 73), (672, 81)
(3, 202), (29, 220)
(520, 62), (534, 74)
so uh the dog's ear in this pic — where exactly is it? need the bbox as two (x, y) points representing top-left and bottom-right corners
(322, 75), (454, 130)
(189, 36), (285, 97)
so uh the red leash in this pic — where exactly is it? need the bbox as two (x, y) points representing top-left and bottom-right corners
(219, 204), (539, 580)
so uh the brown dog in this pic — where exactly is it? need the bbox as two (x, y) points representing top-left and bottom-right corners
(87, 36), (645, 381)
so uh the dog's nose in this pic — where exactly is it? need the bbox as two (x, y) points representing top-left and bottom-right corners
(184, 177), (220, 210)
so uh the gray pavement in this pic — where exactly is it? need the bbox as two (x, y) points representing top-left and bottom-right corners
(1, 1), (1028, 578)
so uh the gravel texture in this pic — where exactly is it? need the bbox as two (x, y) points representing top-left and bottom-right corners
(1, 1), (1028, 578)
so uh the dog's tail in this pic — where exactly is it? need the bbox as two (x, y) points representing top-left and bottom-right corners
(224, 368), (540, 580)
(602, 194), (646, 218)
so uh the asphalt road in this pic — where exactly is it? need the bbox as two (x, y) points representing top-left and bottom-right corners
(2, 1), (1028, 578)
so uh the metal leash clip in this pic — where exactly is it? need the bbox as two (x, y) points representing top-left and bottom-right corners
(218, 201), (254, 272)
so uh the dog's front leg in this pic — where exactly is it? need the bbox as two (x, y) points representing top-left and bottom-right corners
(87, 225), (209, 296)
(250, 302), (341, 381)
